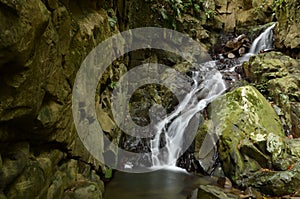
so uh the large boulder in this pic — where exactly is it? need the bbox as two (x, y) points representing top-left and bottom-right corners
(210, 85), (300, 196)
(211, 86), (284, 182)
(243, 52), (300, 137)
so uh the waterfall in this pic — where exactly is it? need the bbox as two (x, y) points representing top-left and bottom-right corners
(122, 24), (276, 171)
(149, 23), (276, 170)
(249, 23), (276, 54)
(240, 23), (276, 62)
(150, 62), (226, 169)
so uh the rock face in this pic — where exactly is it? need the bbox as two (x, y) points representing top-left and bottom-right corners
(0, 0), (122, 198)
(215, 0), (274, 31)
(121, 0), (273, 52)
(210, 85), (300, 196)
(274, 0), (300, 58)
(243, 52), (300, 138)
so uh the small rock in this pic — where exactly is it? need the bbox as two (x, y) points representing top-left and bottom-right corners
(227, 53), (235, 59)
(64, 182), (103, 199)
(239, 47), (246, 56)
(225, 34), (248, 50)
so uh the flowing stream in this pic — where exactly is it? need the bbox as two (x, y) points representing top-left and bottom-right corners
(150, 66), (226, 168)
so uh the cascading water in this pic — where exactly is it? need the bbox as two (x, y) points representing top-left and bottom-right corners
(121, 23), (276, 172)
(240, 23), (276, 62)
(249, 23), (276, 54)
(105, 23), (279, 199)
(149, 23), (277, 170)
(150, 62), (226, 169)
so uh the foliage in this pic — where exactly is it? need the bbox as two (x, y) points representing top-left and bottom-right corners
(107, 8), (118, 28)
(109, 81), (118, 89)
(108, 16), (117, 28)
(162, 0), (216, 21)
(272, 0), (287, 12)
(205, 9), (216, 19)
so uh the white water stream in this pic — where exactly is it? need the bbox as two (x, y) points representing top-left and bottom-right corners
(240, 23), (276, 62)
(150, 64), (226, 168)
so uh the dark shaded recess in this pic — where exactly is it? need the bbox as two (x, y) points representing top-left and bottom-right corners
(126, 48), (185, 70)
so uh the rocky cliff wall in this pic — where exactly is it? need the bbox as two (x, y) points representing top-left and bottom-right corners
(0, 0), (123, 198)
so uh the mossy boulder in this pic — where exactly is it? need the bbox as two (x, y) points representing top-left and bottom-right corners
(243, 52), (292, 85)
(210, 85), (300, 196)
(210, 86), (284, 183)
(245, 136), (300, 196)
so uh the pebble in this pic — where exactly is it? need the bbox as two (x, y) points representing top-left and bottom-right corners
(227, 53), (235, 59)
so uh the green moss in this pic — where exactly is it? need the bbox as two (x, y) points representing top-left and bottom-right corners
(210, 86), (284, 186)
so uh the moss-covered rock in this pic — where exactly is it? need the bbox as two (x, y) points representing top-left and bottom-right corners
(210, 86), (284, 184)
(243, 52), (292, 85)
(246, 162), (300, 196)
(210, 85), (300, 196)
(0, 0), (118, 198)
(274, 0), (300, 58)
(0, 143), (29, 190)
(243, 52), (300, 137)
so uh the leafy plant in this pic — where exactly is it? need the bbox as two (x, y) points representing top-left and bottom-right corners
(166, 0), (202, 18)
(107, 8), (118, 28)
(108, 17), (117, 28)
(194, 3), (200, 10)
(160, 8), (168, 19)
(205, 9), (216, 19)
(109, 81), (118, 89)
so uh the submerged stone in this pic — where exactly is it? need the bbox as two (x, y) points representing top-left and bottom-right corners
(196, 185), (239, 199)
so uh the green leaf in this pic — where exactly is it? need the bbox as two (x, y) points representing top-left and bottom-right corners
(194, 3), (200, 10)
(160, 8), (168, 19)
(104, 167), (113, 179)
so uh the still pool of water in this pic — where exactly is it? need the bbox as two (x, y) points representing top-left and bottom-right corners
(104, 169), (215, 199)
